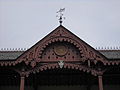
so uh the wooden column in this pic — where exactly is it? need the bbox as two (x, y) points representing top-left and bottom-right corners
(20, 75), (25, 90)
(20, 68), (25, 90)
(98, 75), (103, 90)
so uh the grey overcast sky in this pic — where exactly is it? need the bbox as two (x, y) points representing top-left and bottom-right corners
(0, 0), (120, 49)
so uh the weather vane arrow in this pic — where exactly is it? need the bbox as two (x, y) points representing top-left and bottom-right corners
(56, 8), (65, 25)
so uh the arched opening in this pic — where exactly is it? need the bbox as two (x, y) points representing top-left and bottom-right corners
(25, 68), (98, 90)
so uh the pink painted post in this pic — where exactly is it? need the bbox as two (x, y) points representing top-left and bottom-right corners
(20, 76), (25, 90)
(98, 75), (103, 90)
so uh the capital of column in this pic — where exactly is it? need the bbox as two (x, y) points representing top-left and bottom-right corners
(97, 68), (104, 76)
(98, 75), (102, 78)
(20, 68), (26, 77)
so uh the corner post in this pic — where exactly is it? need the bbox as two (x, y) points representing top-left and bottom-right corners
(20, 75), (25, 90)
(98, 75), (103, 90)
(20, 69), (25, 90)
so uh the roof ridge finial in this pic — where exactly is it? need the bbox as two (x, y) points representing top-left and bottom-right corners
(56, 8), (65, 25)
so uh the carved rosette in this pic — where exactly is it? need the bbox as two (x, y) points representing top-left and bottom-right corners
(54, 44), (68, 56)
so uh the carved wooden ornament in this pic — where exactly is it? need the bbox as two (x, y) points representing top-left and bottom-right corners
(0, 25), (119, 76)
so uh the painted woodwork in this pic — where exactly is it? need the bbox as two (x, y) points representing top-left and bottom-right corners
(0, 25), (119, 77)
(0, 25), (120, 90)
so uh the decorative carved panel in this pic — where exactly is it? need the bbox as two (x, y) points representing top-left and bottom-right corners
(39, 42), (82, 62)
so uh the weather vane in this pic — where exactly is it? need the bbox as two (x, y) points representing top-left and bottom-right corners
(56, 8), (65, 25)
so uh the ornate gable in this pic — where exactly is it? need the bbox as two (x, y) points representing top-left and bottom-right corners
(1, 25), (109, 67)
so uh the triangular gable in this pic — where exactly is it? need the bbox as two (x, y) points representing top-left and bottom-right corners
(14, 25), (108, 67)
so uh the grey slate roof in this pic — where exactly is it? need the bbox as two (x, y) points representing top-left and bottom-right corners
(0, 50), (120, 60)
(99, 50), (120, 59)
(0, 51), (23, 60)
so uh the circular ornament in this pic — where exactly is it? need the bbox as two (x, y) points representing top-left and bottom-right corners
(54, 44), (68, 56)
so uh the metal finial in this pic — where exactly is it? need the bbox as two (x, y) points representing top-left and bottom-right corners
(56, 8), (65, 25)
